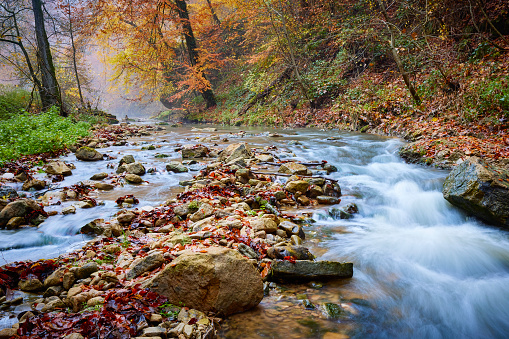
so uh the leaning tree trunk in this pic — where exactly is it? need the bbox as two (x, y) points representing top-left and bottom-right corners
(32, 0), (64, 114)
(175, 0), (216, 108)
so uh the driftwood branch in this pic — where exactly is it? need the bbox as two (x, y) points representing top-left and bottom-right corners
(258, 161), (324, 167)
(252, 171), (338, 183)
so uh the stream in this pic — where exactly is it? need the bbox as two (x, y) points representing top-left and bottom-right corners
(1, 124), (509, 338)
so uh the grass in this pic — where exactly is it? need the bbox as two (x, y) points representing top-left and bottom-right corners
(0, 106), (91, 164)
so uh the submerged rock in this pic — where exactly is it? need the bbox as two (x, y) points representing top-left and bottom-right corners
(143, 246), (263, 316)
(269, 260), (353, 282)
(443, 157), (509, 228)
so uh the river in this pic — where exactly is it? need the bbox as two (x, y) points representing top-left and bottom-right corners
(1, 124), (509, 338)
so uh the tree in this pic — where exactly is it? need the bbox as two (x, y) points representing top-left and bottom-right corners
(32, 0), (64, 113)
(175, 0), (216, 108)
(0, 0), (44, 108)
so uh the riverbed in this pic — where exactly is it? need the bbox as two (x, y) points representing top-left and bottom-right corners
(1, 124), (508, 339)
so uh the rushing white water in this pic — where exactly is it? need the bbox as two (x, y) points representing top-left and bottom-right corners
(302, 133), (509, 339)
(1, 125), (508, 338)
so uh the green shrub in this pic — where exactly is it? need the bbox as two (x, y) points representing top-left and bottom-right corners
(0, 106), (90, 163)
(0, 85), (32, 120)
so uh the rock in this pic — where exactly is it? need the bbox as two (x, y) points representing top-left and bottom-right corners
(126, 251), (165, 280)
(0, 328), (17, 338)
(278, 162), (309, 175)
(43, 285), (64, 298)
(220, 143), (252, 163)
(266, 246), (315, 260)
(63, 272), (75, 290)
(90, 172), (108, 180)
(189, 203), (214, 222)
(44, 161), (72, 176)
(0, 185), (18, 199)
(76, 262), (99, 279)
(323, 303), (345, 319)
(0, 199), (40, 228)
(62, 205), (76, 215)
(22, 179), (46, 191)
(143, 246), (263, 316)
(117, 162), (146, 176)
(278, 221), (305, 239)
(316, 196), (340, 205)
(285, 180), (310, 194)
(64, 334), (85, 339)
(141, 327), (166, 337)
(307, 184), (323, 198)
(255, 154), (274, 162)
(323, 163), (338, 173)
(86, 296), (104, 307)
(95, 182), (114, 190)
(217, 218), (243, 229)
(182, 145), (209, 158)
(249, 217), (278, 233)
(80, 219), (104, 235)
(119, 155), (135, 166)
(323, 182), (341, 197)
(237, 243), (258, 259)
(18, 278), (43, 291)
(290, 235), (303, 245)
(6, 216), (24, 229)
(443, 157), (509, 228)
(297, 195), (310, 205)
(44, 267), (66, 287)
(125, 174), (143, 184)
(269, 260), (353, 282)
(75, 147), (103, 161)
(118, 211), (136, 224)
(173, 202), (197, 217)
(166, 161), (188, 173)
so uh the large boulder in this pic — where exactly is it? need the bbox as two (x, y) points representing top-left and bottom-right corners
(75, 147), (103, 161)
(443, 157), (509, 228)
(220, 143), (252, 163)
(0, 199), (40, 228)
(143, 246), (263, 316)
(44, 161), (72, 176)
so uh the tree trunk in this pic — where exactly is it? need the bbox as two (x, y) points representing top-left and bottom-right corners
(205, 0), (221, 26)
(175, 0), (216, 108)
(377, 0), (421, 105)
(32, 0), (64, 114)
(68, 0), (84, 106)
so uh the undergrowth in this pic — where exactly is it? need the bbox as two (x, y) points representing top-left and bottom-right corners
(0, 106), (91, 164)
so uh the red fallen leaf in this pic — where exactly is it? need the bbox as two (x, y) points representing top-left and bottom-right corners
(283, 256), (297, 264)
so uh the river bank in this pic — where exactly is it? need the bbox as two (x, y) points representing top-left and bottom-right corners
(0, 124), (357, 338)
(1, 123), (509, 339)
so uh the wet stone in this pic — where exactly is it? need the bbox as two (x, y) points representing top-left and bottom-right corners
(90, 172), (108, 180)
